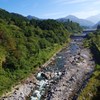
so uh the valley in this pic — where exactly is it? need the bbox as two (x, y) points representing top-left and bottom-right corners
(0, 8), (100, 100)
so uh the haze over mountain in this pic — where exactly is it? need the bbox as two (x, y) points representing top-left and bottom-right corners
(57, 15), (94, 27)
(86, 14), (100, 24)
(27, 15), (39, 20)
(93, 21), (100, 28)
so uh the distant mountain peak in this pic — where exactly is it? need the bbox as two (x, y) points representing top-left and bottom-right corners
(63, 15), (79, 21)
(86, 14), (100, 24)
(65, 15), (78, 18)
(27, 15), (39, 20)
(57, 15), (94, 27)
(93, 21), (100, 28)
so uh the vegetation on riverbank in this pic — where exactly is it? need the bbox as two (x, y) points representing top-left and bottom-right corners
(78, 27), (100, 100)
(78, 64), (100, 100)
(0, 8), (82, 96)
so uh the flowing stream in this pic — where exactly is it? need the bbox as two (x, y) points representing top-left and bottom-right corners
(29, 35), (95, 100)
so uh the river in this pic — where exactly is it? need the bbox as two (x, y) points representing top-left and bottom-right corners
(29, 34), (95, 100)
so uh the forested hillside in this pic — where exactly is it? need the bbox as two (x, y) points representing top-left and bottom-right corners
(62, 19), (82, 33)
(78, 26), (100, 100)
(0, 8), (82, 96)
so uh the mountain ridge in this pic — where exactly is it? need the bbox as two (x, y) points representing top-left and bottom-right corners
(57, 15), (94, 27)
(27, 15), (39, 20)
(86, 14), (100, 24)
(93, 21), (100, 28)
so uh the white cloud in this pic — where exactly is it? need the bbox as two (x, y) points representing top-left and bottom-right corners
(54, 0), (91, 5)
(93, 0), (100, 5)
(45, 0), (100, 19)
(65, 0), (100, 18)
(64, 0), (88, 4)
(72, 10), (100, 19)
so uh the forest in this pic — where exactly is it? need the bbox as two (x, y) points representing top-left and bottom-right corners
(0, 8), (82, 96)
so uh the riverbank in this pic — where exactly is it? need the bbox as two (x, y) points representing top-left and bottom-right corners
(77, 35), (100, 100)
(77, 64), (100, 100)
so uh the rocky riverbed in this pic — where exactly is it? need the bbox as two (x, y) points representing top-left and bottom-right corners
(45, 49), (94, 100)
(0, 39), (95, 100)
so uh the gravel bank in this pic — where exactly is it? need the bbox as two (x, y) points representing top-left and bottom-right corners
(47, 48), (94, 100)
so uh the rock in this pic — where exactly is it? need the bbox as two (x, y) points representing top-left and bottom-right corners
(31, 96), (38, 100)
(36, 72), (48, 80)
(38, 80), (48, 90)
(32, 90), (41, 100)
(45, 72), (52, 79)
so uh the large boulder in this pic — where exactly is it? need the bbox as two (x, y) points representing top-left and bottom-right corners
(37, 72), (48, 80)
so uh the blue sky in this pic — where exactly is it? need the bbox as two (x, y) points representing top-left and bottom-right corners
(0, 0), (100, 19)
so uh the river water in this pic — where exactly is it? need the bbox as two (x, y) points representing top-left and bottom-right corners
(29, 34), (94, 100)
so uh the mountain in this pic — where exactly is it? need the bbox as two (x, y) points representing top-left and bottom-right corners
(57, 15), (94, 27)
(93, 21), (100, 28)
(27, 15), (39, 20)
(86, 14), (100, 24)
